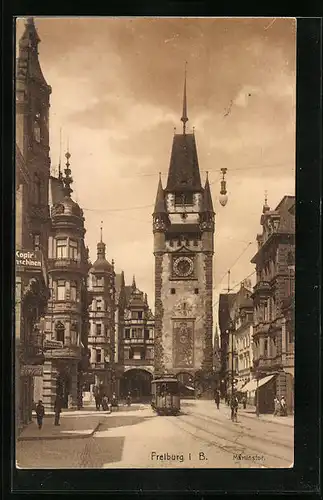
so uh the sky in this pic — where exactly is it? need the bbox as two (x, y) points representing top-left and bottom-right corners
(16, 17), (296, 321)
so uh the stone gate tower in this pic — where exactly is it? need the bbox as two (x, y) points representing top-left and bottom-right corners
(153, 71), (215, 394)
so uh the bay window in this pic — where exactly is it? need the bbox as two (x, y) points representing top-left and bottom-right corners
(56, 239), (67, 259)
(57, 280), (65, 301)
(69, 239), (78, 260)
(70, 281), (77, 302)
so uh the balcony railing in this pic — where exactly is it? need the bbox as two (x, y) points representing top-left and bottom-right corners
(124, 358), (154, 366)
(253, 281), (272, 296)
(89, 362), (106, 370)
(48, 258), (85, 273)
(123, 338), (154, 344)
(253, 321), (270, 336)
(44, 345), (81, 360)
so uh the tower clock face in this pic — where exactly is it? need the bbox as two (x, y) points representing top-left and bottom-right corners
(173, 256), (194, 277)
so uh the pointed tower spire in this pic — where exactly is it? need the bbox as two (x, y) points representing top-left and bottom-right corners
(153, 174), (167, 214)
(181, 61), (188, 135)
(17, 18), (49, 88)
(96, 221), (107, 262)
(263, 190), (270, 213)
(202, 173), (214, 213)
(19, 17), (41, 49)
(58, 127), (63, 180)
(62, 151), (73, 197)
(132, 275), (137, 291)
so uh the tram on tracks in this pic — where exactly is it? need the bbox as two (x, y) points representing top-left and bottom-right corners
(151, 375), (180, 416)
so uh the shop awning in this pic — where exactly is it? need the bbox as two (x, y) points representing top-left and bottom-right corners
(240, 374), (275, 393)
(235, 380), (248, 391)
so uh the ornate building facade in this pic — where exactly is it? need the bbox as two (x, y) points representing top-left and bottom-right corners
(119, 277), (155, 400)
(218, 292), (236, 398)
(40, 153), (90, 410)
(230, 283), (254, 393)
(250, 195), (295, 413)
(15, 18), (51, 432)
(87, 230), (116, 397)
(153, 76), (214, 396)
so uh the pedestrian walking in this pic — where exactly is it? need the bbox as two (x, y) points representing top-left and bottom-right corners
(54, 396), (62, 426)
(35, 400), (45, 429)
(126, 391), (132, 407)
(280, 396), (287, 416)
(214, 390), (220, 409)
(93, 385), (102, 411)
(273, 396), (280, 416)
(111, 392), (118, 411)
(241, 395), (247, 410)
(101, 394), (109, 411)
(231, 394), (238, 422)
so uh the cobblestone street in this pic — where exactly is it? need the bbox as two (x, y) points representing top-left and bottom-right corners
(16, 400), (293, 469)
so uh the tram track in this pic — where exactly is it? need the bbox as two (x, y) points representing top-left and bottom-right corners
(166, 412), (293, 467)
(184, 410), (293, 450)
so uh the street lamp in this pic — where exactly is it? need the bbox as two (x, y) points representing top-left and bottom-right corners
(219, 168), (228, 207)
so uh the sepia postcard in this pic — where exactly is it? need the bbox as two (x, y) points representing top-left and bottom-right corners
(15, 16), (295, 470)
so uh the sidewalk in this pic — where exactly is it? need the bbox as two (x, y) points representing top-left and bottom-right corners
(238, 405), (294, 427)
(185, 399), (294, 428)
(18, 412), (106, 441)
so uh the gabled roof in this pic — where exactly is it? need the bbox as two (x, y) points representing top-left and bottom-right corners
(165, 134), (202, 192)
(17, 18), (49, 88)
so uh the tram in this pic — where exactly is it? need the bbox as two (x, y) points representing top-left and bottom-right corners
(151, 375), (180, 416)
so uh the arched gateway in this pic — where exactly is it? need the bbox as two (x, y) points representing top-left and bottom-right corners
(120, 369), (153, 403)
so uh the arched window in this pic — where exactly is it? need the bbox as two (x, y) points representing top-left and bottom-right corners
(55, 321), (65, 343)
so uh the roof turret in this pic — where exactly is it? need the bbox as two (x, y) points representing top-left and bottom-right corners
(153, 174), (167, 214)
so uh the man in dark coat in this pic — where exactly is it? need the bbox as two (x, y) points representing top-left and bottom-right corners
(93, 385), (101, 410)
(231, 394), (239, 422)
(214, 390), (220, 409)
(54, 396), (62, 426)
(35, 400), (45, 429)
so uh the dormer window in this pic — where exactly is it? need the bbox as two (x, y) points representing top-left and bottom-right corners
(175, 192), (193, 205)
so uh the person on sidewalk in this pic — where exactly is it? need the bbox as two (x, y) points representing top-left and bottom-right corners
(35, 400), (45, 430)
(280, 396), (287, 416)
(214, 390), (220, 409)
(126, 392), (132, 407)
(54, 396), (62, 426)
(101, 394), (110, 411)
(230, 394), (239, 422)
(273, 396), (281, 416)
(111, 393), (118, 411)
(93, 385), (102, 411)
